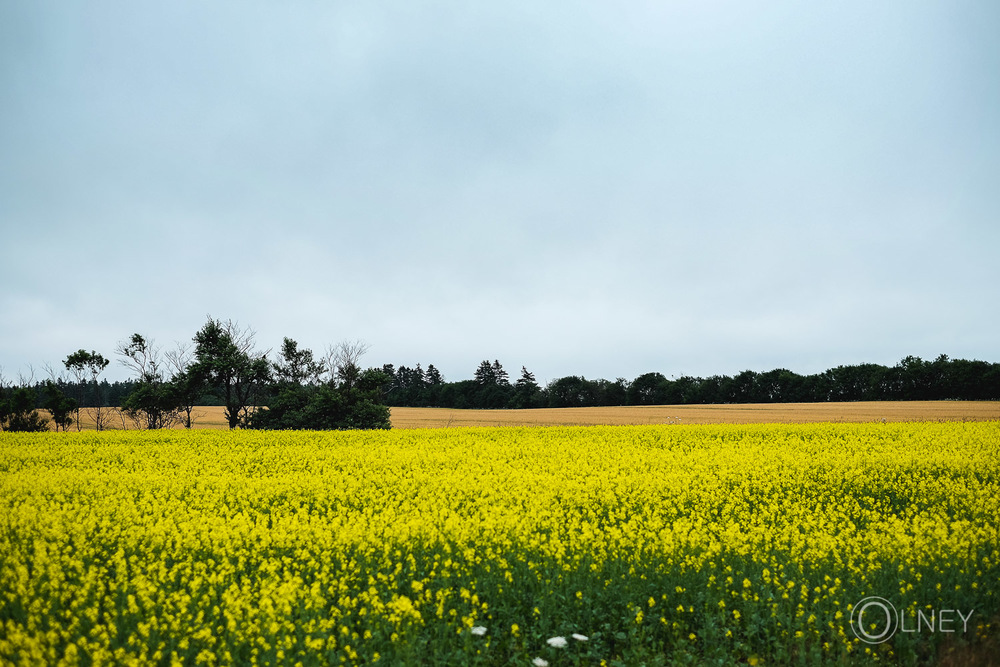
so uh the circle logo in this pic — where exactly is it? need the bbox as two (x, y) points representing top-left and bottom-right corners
(850, 596), (897, 644)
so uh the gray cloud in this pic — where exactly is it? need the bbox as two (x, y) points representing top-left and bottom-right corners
(2, 0), (998, 383)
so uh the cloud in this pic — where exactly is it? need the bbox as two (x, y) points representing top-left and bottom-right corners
(1, 0), (997, 383)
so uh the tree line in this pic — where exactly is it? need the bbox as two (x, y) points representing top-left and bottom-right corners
(3, 324), (998, 433)
(0, 317), (391, 432)
(380, 354), (1000, 409)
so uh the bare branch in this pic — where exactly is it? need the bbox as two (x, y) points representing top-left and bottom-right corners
(116, 333), (164, 382)
(164, 342), (193, 377)
(324, 339), (371, 389)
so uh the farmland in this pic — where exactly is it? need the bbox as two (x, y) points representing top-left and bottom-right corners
(388, 401), (1000, 428)
(2, 422), (998, 665)
(55, 400), (1000, 431)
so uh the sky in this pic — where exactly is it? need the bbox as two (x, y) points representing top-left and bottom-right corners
(2, 0), (998, 386)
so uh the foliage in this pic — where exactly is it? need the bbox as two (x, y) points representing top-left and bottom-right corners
(0, 385), (49, 432)
(1, 423), (997, 665)
(189, 318), (271, 429)
(251, 339), (391, 430)
(511, 366), (543, 408)
(382, 354), (1000, 410)
(117, 334), (182, 429)
(63, 349), (111, 431)
(41, 381), (76, 432)
(273, 337), (324, 387)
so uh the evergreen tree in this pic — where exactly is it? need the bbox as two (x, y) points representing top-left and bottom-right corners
(474, 360), (496, 385)
(512, 366), (541, 408)
(492, 360), (510, 386)
(425, 364), (444, 385)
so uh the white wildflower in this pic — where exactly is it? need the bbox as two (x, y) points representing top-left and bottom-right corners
(471, 626), (487, 636)
(546, 636), (568, 648)
(532, 659), (549, 667)
(572, 633), (589, 641)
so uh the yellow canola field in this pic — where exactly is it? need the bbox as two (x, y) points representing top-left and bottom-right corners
(1, 422), (998, 666)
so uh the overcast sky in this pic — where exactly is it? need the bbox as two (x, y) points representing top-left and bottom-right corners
(2, 0), (998, 385)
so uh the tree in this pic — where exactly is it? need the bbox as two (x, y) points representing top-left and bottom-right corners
(492, 360), (510, 386)
(165, 343), (199, 428)
(756, 368), (806, 403)
(117, 333), (181, 429)
(274, 338), (324, 387)
(599, 378), (629, 406)
(425, 364), (444, 386)
(189, 318), (271, 429)
(627, 372), (669, 405)
(474, 360), (497, 386)
(470, 360), (513, 408)
(250, 340), (391, 431)
(0, 385), (49, 432)
(0, 370), (49, 432)
(325, 339), (370, 391)
(63, 349), (110, 431)
(511, 366), (541, 408)
(547, 376), (600, 408)
(42, 380), (77, 431)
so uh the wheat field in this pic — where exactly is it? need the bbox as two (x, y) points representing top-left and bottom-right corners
(389, 401), (1000, 428)
(52, 401), (1000, 431)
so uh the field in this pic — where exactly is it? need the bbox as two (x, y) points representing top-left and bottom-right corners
(55, 400), (1000, 431)
(2, 422), (998, 665)
(388, 401), (1000, 428)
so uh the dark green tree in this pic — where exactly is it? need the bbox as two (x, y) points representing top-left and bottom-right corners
(627, 372), (669, 405)
(274, 337), (324, 387)
(511, 366), (541, 408)
(190, 318), (271, 429)
(474, 360), (497, 386)
(0, 383), (50, 432)
(42, 380), (77, 431)
(492, 360), (510, 386)
(425, 364), (444, 386)
(600, 378), (629, 406)
(547, 376), (598, 407)
(251, 365), (391, 430)
(756, 368), (806, 402)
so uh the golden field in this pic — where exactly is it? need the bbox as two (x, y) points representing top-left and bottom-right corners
(1, 422), (998, 665)
(388, 401), (1000, 428)
(52, 400), (1000, 431)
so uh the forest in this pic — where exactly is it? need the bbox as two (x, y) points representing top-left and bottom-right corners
(380, 354), (1000, 409)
